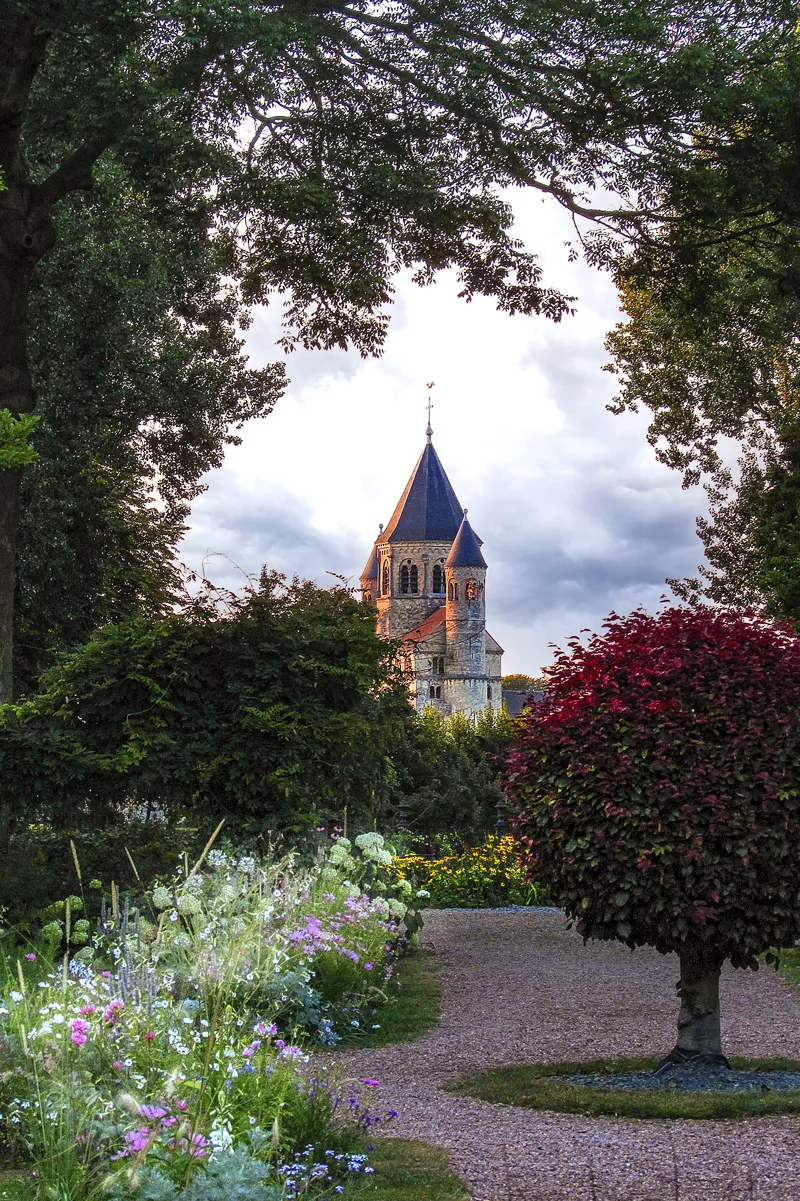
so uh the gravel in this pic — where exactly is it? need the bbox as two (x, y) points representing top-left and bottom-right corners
(335, 909), (800, 1201)
(564, 1065), (800, 1093)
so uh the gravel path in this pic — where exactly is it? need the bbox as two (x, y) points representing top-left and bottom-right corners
(339, 909), (800, 1201)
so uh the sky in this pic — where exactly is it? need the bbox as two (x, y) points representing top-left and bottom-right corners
(179, 190), (707, 675)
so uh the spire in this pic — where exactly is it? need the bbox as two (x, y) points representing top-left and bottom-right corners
(382, 442), (464, 543)
(425, 383), (434, 444)
(360, 526), (381, 580)
(445, 510), (487, 569)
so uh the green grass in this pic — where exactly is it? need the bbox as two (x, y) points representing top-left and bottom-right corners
(451, 1056), (800, 1120)
(0, 1168), (27, 1199)
(340, 951), (441, 1048)
(341, 1138), (469, 1200)
(776, 946), (800, 988)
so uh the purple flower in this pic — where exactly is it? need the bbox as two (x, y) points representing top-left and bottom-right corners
(140, 1105), (167, 1121)
(364, 963), (373, 971)
(24, 953), (36, 962)
(361, 1079), (381, 1087)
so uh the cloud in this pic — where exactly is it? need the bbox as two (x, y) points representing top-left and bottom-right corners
(181, 192), (707, 673)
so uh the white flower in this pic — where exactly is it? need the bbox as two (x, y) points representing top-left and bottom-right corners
(387, 899), (406, 918)
(152, 886), (172, 910)
(9, 990), (22, 1003)
(355, 832), (384, 851)
(416, 889), (431, 899)
(332, 836), (351, 852)
(169, 911), (179, 922)
(375, 849), (393, 867)
(177, 893), (201, 916)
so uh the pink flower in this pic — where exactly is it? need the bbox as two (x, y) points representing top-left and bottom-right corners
(24, 953), (36, 961)
(175, 1099), (189, 1112)
(143, 1030), (155, 1042)
(112, 1060), (123, 1071)
(68, 1018), (90, 1046)
(254, 1021), (277, 1037)
(79, 1004), (95, 1016)
(101, 971), (112, 979)
(361, 1079), (381, 1087)
(103, 999), (124, 1025)
(242, 1039), (262, 1058)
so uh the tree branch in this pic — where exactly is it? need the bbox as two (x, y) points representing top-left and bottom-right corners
(34, 139), (114, 208)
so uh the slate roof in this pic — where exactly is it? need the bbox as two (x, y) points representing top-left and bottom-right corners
(361, 542), (378, 581)
(402, 606), (447, 644)
(444, 513), (487, 569)
(382, 442), (464, 543)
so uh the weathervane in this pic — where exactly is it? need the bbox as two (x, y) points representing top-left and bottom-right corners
(425, 381), (435, 442)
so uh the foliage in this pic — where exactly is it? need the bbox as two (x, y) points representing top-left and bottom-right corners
(603, 40), (800, 616)
(0, 840), (406, 1198)
(394, 836), (541, 909)
(390, 708), (514, 838)
(15, 156), (283, 691)
(452, 1058), (800, 1120)
(0, 573), (413, 833)
(502, 675), (545, 693)
(506, 606), (800, 969)
(0, 823), (213, 925)
(0, 411), (39, 470)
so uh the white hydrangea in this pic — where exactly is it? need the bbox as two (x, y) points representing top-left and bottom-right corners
(345, 883), (361, 898)
(186, 873), (205, 891)
(395, 879), (413, 898)
(218, 885), (237, 904)
(416, 889), (431, 899)
(152, 886), (172, 910)
(387, 898), (407, 919)
(328, 842), (352, 865)
(375, 849), (393, 867)
(355, 832), (384, 851)
(177, 893), (201, 916)
(331, 836), (351, 852)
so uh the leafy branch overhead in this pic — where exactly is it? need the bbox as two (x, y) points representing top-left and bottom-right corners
(0, 409), (38, 468)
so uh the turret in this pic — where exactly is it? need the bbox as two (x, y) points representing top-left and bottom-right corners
(360, 526), (381, 607)
(444, 510), (487, 677)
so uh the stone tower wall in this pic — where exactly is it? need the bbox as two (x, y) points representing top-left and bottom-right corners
(445, 564), (487, 677)
(375, 538), (451, 638)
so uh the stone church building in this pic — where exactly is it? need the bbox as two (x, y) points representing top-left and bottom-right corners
(360, 423), (503, 717)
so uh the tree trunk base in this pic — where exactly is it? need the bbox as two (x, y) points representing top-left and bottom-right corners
(656, 1046), (731, 1074)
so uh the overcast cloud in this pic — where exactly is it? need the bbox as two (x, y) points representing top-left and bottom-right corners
(180, 191), (706, 673)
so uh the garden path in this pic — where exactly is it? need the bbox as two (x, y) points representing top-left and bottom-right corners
(339, 909), (800, 1201)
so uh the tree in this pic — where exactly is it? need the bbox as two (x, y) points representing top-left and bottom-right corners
(506, 606), (800, 1066)
(14, 152), (282, 691)
(0, 0), (786, 699)
(502, 674), (546, 693)
(603, 37), (800, 613)
(0, 570), (414, 836)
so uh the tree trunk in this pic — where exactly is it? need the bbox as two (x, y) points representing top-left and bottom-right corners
(0, 465), (21, 702)
(659, 944), (729, 1070)
(0, 242), (40, 703)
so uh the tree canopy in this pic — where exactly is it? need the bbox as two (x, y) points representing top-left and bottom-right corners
(506, 606), (800, 1060)
(1, 0), (793, 697)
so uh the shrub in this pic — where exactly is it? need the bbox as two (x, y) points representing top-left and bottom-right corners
(506, 606), (800, 1064)
(394, 835), (542, 908)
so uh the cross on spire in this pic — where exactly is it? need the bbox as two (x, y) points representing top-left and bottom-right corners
(425, 381), (435, 442)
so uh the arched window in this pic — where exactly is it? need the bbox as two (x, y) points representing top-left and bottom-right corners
(436, 685), (441, 699)
(381, 561), (390, 595)
(363, 591), (372, 606)
(432, 656), (444, 674)
(466, 578), (477, 603)
(487, 685), (493, 700)
(432, 564), (444, 594)
(448, 580), (458, 601)
(409, 564), (419, 594)
(429, 684), (436, 699)
(400, 564), (410, 593)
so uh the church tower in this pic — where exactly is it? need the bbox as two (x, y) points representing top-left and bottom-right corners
(360, 419), (502, 717)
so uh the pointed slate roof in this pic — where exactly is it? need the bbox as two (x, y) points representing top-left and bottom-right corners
(360, 542), (378, 581)
(445, 512), (487, 569)
(382, 441), (464, 543)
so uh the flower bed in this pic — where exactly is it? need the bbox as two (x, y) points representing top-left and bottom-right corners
(0, 833), (410, 1199)
(394, 835), (543, 908)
